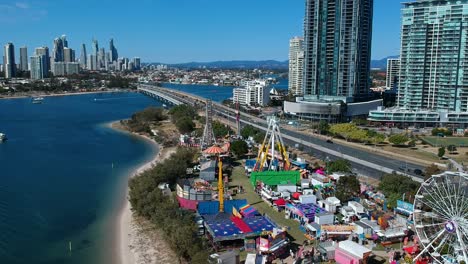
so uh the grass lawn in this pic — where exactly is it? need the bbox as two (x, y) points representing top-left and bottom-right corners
(228, 165), (306, 246)
(421, 136), (468, 147)
(380, 145), (440, 164)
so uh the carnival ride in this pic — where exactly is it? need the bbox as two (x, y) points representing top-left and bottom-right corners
(203, 145), (225, 212)
(253, 117), (290, 172)
(413, 172), (468, 264)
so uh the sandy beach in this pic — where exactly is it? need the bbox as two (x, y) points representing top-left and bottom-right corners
(110, 121), (177, 264)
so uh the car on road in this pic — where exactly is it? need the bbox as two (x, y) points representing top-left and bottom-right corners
(326, 139), (333, 144)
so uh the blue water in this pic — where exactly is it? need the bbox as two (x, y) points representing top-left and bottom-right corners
(163, 78), (288, 102)
(0, 92), (161, 264)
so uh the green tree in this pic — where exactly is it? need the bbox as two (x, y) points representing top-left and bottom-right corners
(253, 131), (266, 144)
(335, 175), (360, 202)
(438, 147), (446, 159)
(169, 104), (197, 122)
(231, 140), (249, 157)
(432, 128), (453, 137)
(329, 123), (360, 141)
(176, 117), (195, 134)
(212, 120), (232, 138)
(327, 159), (352, 173)
(241, 125), (257, 139)
(424, 164), (442, 180)
(318, 120), (330, 135)
(388, 134), (409, 146)
(128, 148), (208, 262)
(371, 133), (386, 145)
(379, 173), (420, 200)
(447, 145), (457, 154)
(132, 107), (166, 123)
(348, 129), (368, 142)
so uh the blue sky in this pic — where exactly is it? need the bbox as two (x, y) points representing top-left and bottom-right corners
(1, 0), (402, 63)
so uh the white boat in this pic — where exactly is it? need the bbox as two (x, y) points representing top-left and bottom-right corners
(32, 97), (44, 104)
(0, 133), (7, 142)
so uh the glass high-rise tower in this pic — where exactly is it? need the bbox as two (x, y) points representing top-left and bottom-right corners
(398, 0), (468, 112)
(3, 43), (16, 78)
(109, 38), (118, 62)
(303, 0), (373, 103)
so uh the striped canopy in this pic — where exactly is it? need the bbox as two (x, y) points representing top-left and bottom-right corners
(203, 145), (224, 155)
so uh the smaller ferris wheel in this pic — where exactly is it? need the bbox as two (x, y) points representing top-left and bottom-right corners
(413, 171), (468, 264)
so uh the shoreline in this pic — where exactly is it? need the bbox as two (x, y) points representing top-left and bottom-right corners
(0, 89), (132, 100)
(108, 121), (177, 264)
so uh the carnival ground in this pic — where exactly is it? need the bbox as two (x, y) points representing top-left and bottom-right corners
(228, 162), (404, 263)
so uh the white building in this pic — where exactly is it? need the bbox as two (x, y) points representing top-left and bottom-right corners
(233, 79), (271, 106)
(386, 58), (400, 90)
(288, 37), (304, 96)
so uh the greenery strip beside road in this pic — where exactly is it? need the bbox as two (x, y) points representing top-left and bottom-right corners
(235, 118), (424, 183)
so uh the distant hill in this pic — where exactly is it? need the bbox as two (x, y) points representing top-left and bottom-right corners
(146, 60), (289, 70)
(146, 57), (398, 70)
(371, 55), (399, 70)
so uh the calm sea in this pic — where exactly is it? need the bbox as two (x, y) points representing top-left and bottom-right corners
(162, 77), (288, 101)
(162, 83), (235, 102)
(0, 92), (161, 264)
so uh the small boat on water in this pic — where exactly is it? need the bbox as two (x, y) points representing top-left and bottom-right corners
(162, 103), (167, 108)
(32, 97), (44, 104)
(0, 133), (7, 142)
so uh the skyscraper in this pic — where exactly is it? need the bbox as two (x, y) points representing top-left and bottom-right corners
(30, 55), (44, 80)
(288, 37), (304, 96)
(398, 0), (468, 112)
(92, 39), (99, 56)
(3, 43), (16, 78)
(61, 35), (68, 48)
(53, 37), (65, 62)
(35, 47), (50, 77)
(109, 38), (118, 62)
(284, 0), (379, 122)
(303, 0), (373, 102)
(63, 48), (74, 63)
(88, 54), (97, 71)
(133, 57), (141, 71)
(80, 44), (87, 69)
(386, 58), (400, 90)
(19, 46), (28, 71)
(98, 48), (105, 69)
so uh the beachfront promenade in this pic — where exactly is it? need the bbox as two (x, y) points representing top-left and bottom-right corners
(137, 84), (424, 183)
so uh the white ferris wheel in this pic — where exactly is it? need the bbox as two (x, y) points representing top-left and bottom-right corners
(413, 172), (468, 264)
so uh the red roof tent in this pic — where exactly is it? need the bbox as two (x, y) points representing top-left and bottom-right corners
(274, 198), (286, 206)
(403, 245), (419, 255)
(292, 192), (301, 200)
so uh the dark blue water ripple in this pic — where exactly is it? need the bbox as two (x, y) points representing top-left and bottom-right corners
(0, 92), (161, 264)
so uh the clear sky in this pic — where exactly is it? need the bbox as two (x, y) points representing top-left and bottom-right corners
(0, 0), (402, 63)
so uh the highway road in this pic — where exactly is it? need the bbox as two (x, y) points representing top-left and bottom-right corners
(139, 85), (425, 181)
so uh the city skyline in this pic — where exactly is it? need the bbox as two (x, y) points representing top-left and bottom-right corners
(0, 0), (402, 63)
